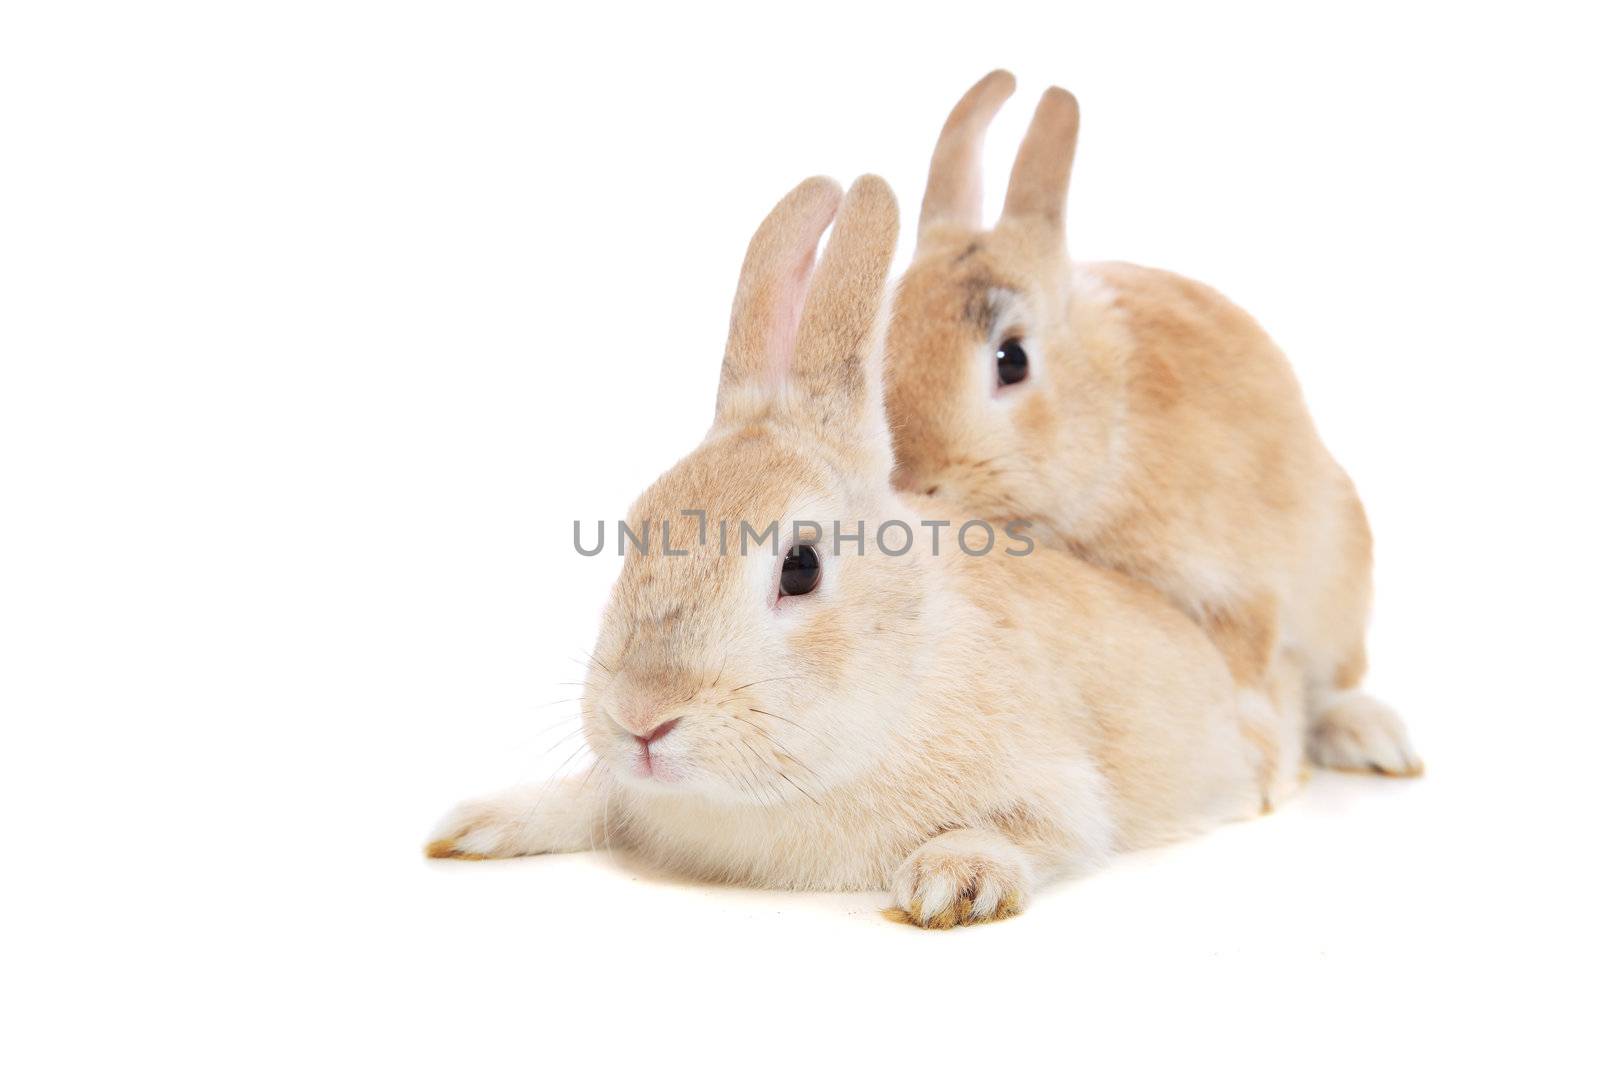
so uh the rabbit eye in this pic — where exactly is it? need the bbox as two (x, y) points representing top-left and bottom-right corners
(996, 339), (1029, 386)
(780, 544), (821, 598)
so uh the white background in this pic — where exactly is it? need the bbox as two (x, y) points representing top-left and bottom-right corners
(3, 1), (1597, 1063)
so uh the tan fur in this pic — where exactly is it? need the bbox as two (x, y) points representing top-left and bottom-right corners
(884, 73), (1421, 783)
(428, 174), (1276, 927)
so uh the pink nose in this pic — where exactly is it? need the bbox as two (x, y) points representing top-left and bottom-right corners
(633, 717), (680, 747)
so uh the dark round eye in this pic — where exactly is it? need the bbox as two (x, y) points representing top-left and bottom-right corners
(996, 338), (1029, 386)
(780, 544), (821, 598)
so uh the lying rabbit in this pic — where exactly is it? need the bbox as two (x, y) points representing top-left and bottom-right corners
(428, 175), (1278, 927)
(884, 72), (1420, 802)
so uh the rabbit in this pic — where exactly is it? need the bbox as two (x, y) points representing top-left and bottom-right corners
(882, 71), (1421, 799)
(427, 174), (1280, 928)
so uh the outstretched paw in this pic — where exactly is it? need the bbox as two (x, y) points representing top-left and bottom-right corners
(425, 779), (602, 860)
(1309, 692), (1423, 777)
(426, 796), (535, 860)
(886, 829), (1030, 929)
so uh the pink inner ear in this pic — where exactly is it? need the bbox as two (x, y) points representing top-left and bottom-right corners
(766, 241), (821, 387)
(758, 190), (839, 390)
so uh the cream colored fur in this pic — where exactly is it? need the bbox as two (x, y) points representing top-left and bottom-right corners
(883, 72), (1420, 791)
(429, 175), (1277, 927)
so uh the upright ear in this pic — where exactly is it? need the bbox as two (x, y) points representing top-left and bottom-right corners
(789, 175), (900, 436)
(716, 175), (900, 439)
(917, 70), (1016, 246)
(717, 176), (843, 424)
(1001, 87), (1080, 236)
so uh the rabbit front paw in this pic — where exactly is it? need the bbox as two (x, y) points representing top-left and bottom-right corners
(887, 829), (1032, 929)
(425, 778), (604, 860)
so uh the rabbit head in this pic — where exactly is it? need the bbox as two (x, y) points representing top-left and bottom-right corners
(885, 72), (1115, 532)
(580, 176), (926, 807)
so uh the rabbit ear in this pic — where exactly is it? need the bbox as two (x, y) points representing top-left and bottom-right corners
(1001, 87), (1080, 234)
(789, 175), (900, 433)
(917, 70), (1016, 245)
(717, 176), (843, 423)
